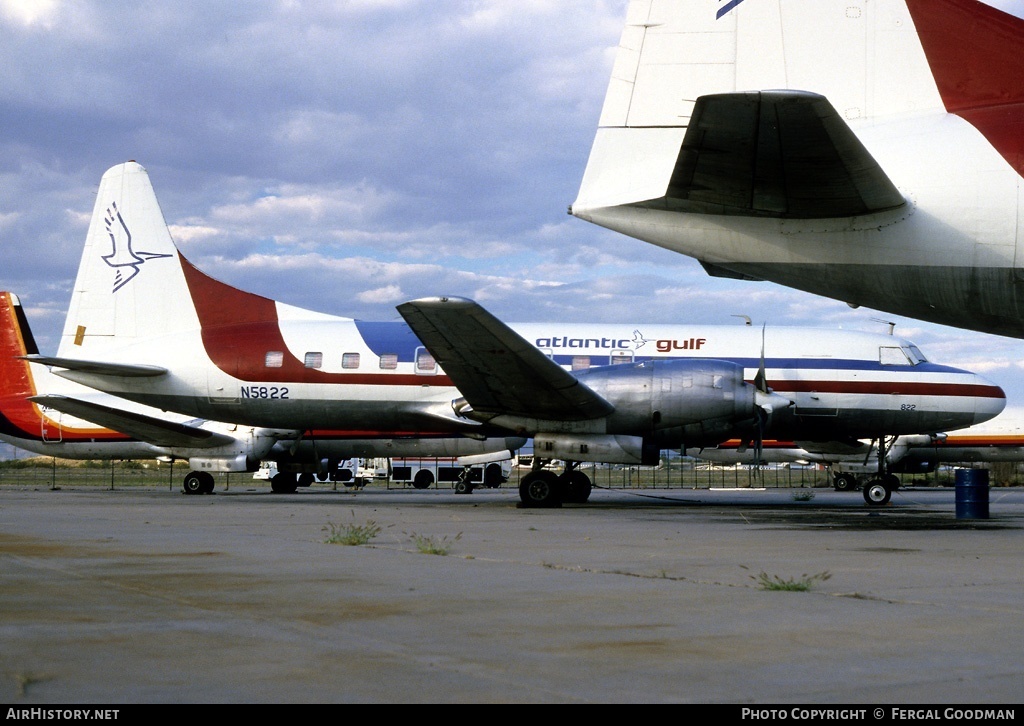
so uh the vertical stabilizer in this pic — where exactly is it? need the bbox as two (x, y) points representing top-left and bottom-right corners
(59, 162), (200, 358)
(574, 0), (942, 212)
(0, 292), (65, 441)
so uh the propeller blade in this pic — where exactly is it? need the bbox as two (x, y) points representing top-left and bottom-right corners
(754, 323), (769, 394)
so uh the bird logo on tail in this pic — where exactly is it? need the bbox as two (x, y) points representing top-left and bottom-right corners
(101, 201), (172, 292)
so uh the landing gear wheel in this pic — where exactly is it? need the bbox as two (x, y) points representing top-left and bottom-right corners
(883, 473), (901, 491)
(833, 473), (857, 492)
(863, 479), (892, 506)
(519, 470), (563, 508)
(412, 470), (434, 490)
(483, 463), (503, 488)
(270, 472), (298, 494)
(297, 472), (315, 488)
(199, 472), (215, 494)
(182, 472), (205, 495)
(454, 480), (474, 494)
(563, 471), (592, 504)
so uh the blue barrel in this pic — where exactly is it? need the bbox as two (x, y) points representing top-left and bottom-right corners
(955, 468), (989, 519)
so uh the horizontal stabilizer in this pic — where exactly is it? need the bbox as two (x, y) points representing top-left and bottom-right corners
(22, 354), (167, 378)
(29, 395), (235, 448)
(397, 297), (614, 422)
(641, 91), (907, 218)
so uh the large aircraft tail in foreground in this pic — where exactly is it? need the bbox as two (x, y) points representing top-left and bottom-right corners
(572, 0), (1024, 339)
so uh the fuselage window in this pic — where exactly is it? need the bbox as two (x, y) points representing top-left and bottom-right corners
(415, 347), (436, 373)
(342, 352), (360, 369)
(379, 353), (398, 370)
(571, 356), (590, 371)
(265, 351), (284, 368)
(304, 352), (323, 369)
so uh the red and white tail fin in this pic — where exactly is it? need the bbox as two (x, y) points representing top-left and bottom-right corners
(574, 0), (945, 212)
(59, 162), (341, 369)
(59, 162), (200, 359)
(0, 292), (116, 444)
(905, 0), (1024, 178)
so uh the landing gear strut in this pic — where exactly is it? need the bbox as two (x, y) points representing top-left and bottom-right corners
(861, 435), (899, 506)
(454, 466), (474, 494)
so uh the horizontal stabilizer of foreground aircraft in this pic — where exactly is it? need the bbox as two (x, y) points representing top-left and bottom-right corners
(28, 161), (1005, 506)
(572, 0), (1024, 339)
(0, 291), (522, 494)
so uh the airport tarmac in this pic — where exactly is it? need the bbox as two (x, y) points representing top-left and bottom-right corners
(1, 483), (1023, 704)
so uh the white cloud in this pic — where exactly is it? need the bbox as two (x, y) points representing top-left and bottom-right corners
(0, 0), (58, 27)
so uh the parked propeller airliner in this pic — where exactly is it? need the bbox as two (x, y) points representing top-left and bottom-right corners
(571, 0), (1024, 340)
(26, 162), (1004, 506)
(396, 295), (1003, 506)
(1, 291), (524, 494)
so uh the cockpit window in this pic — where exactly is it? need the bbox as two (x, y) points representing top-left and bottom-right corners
(879, 346), (912, 366)
(906, 345), (927, 364)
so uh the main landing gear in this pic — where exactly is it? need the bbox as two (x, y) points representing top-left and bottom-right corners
(182, 471), (216, 495)
(518, 460), (593, 508)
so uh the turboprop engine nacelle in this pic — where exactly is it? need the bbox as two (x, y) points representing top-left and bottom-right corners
(574, 358), (788, 437)
(533, 433), (661, 466)
(184, 426), (290, 473)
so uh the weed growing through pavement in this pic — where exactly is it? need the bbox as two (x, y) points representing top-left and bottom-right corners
(323, 512), (382, 545)
(408, 531), (462, 555)
(753, 570), (832, 592)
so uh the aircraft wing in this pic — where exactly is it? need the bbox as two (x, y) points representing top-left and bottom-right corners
(22, 354), (167, 377)
(29, 395), (236, 448)
(642, 91), (906, 219)
(396, 297), (614, 422)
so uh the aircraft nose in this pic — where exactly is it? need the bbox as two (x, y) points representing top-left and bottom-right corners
(971, 373), (1006, 425)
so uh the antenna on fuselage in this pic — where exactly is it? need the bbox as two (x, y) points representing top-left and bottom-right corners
(871, 318), (896, 335)
(732, 315), (752, 326)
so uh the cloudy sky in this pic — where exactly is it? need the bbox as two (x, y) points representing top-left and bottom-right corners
(3, 0), (1024, 412)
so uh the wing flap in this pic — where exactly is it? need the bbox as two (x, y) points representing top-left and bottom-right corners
(29, 395), (235, 448)
(396, 297), (613, 422)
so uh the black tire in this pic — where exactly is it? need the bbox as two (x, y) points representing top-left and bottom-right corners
(270, 472), (298, 494)
(182, 472), (204, 495)
(412, 470), (434, 490)
(863, 479), (892, 506)
(518, 470), (563, 508)
(563, 471), (592, 504)
(833, 473), (857, 492)
(200, 472), (215, 494)
(483, 463), (503, 488)
(297, 472), (315, 488)
(454, 480), (473, 494)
